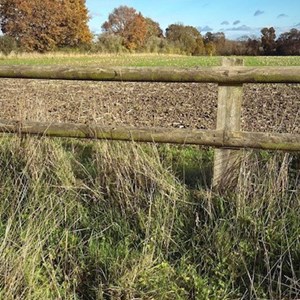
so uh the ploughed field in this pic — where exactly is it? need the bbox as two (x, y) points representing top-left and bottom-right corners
(0, 78), (299, 134)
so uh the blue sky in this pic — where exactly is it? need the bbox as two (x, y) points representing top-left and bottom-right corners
(86, 0), (300, 39)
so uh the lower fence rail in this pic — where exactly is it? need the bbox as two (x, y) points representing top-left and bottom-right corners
(0, 119), (299, 152)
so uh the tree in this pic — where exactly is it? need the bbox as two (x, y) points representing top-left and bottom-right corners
(246, 38), (261, 56)
(204, 32), (225, 55)
(0, 35), (17, 55)
(145, 17), (163, 41)
(193, 37), (206, 55)
(124, 13), (148, 50)
(102, 6), (137, 37)
(96, 33), (126, 53)
(58, 0), (92, 48)
(277, 28), (300, 55)
(0, 0), (92, 52)
(166, 24), (205, 55)
(261, 27), (276, 55)
(205, 41), (216, 56)
(102, 6), (162, 51)
(0, 0), (59, 51)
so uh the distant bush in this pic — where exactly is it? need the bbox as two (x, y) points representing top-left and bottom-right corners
(142, 36), (163, 53)
(57, 43), (92, 54)
(141, 37), (178, 54)
(0, 35), (18, 56)
(94, 33), (128, 53)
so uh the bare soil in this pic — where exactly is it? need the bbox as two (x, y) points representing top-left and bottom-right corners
(0, 79), (299, 133)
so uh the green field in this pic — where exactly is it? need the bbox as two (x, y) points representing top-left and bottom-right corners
(0, 54), (299, 299)
(1, 53), (300, 67)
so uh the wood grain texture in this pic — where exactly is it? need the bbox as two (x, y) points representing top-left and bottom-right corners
(0, 120), (299, 151)
(0, 65), (300, 83)
(213, 58), (244, 189)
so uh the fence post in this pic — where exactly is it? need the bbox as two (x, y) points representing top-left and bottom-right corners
(213, 57), (244, 190)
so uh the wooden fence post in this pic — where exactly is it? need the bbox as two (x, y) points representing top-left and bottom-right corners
(213, 57), (244, 190)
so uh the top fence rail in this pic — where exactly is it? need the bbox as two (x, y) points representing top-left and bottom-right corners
(1, 65), (300, 83)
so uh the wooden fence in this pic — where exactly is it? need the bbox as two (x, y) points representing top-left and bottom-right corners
(0, 58), (299, 187)
(0, 120), (298, 151)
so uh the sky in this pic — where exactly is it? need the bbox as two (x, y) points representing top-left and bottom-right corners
(86, 0), (300, 39)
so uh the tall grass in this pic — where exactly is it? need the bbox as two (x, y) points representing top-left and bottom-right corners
(0, 136), (299, 299)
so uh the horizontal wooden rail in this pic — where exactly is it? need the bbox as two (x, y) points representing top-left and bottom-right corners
(0, 120), (299, 151)
(0, 65), (300, 83)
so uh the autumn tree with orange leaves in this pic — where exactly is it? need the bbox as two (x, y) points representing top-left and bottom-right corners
(102, 6), (162, 50)
(0, 0), (92, 52)
(124, 13), (148, 50)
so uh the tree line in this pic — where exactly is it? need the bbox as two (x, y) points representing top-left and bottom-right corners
(0, 2), (299, 56)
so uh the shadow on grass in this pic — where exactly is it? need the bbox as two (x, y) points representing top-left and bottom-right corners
(158, 145), (214, 189)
